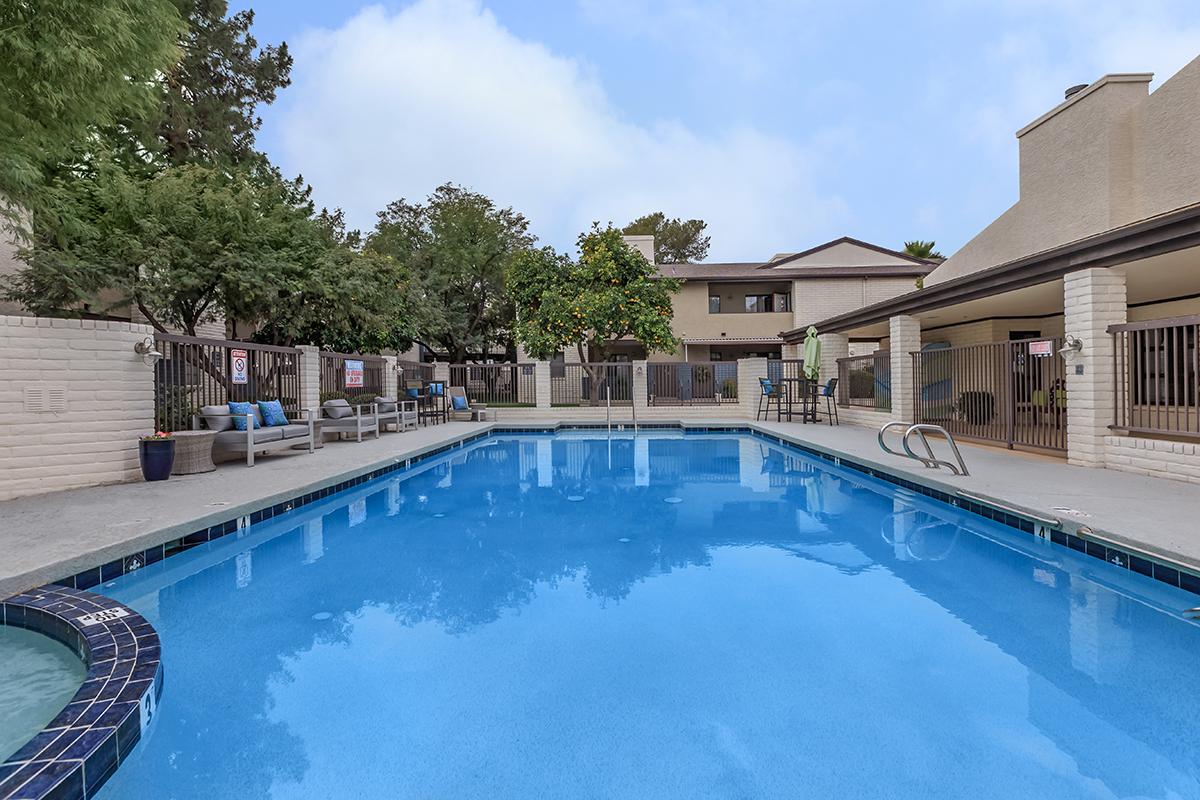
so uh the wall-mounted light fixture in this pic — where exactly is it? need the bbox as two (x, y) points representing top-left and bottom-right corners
(1058, 335), (1083, 357)
(133, 336), (164, 366)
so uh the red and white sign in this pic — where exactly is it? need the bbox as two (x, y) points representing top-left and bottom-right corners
(230, 349), (249, 384)
(1028, 340), (1054, 357)
(345, 359), (364, 388)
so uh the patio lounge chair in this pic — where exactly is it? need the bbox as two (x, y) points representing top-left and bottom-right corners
(374, 396), (418, 432)
(195, 403), (315, 467)
(321, 398), (380, 441)
(446, 386), (487, 422)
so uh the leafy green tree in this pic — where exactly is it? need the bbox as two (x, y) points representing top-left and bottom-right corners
(903, 240), (944, 260)
(509, 224), (683, 395)
(367, 184), (533, 363)
(622, 212), (710, 263)
(130, 0), (292, 167)
(0, 0), (182, 224)
(6, 161), (317, 335)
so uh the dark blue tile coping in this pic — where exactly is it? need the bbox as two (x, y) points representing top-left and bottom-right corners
(0, 586), (163, 800)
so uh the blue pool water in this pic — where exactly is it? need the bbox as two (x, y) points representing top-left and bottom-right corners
(91, 432), (1200, 799)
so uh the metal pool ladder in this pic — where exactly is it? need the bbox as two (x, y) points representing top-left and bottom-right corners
(605, 386), (638, 434)
(878, 422), (970, 476)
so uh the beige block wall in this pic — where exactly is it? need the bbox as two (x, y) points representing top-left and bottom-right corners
(0, 315), (157, 501)
(1132, 55), (1200, 223)
(1104, 435), (1200, 485)
(793, 276), (918, 330)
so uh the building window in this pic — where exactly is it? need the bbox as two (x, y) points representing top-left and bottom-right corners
(709, 295), (721, 314)
(744, 293), (790, 313)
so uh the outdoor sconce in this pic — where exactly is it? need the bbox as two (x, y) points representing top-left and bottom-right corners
(635, 365), (644, 376)
(134, 336), (164, 366)
(1058, 335), (1083, 358)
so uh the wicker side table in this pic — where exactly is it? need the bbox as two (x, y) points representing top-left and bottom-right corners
(170, 430), (217, 475)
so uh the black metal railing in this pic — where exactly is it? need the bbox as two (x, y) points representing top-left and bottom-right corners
(1111, 315), (1200, 439)
(396, 360), (434, 385)
(551, 363), (633, 406)
(319, 350), (386, 404)
(647, 362), (738, 405)
(837, 354), (891, 410)
(153, 333), (301, 432)
(913, 338), (1066, 452)
(449, 363), (536, 406)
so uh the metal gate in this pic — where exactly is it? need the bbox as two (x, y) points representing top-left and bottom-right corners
(912, 338), (1066, 452)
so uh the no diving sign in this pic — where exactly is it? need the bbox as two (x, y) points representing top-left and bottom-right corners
(231, 349), (249, 385)
(345, 359), (364, 388)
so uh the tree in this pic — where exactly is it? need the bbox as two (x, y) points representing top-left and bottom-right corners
(128, 0), (292, 167)
(0, 0), (182, 224)
(367, 184), (533, 363)
(903, 240), (944, 260)
(622, 212), (710, 263)
(6, 161), (318, 336)
(509, 224), (683, 401)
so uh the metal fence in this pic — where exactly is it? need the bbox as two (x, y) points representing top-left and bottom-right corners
(396, 360), (434, 385)
(1111, 315), (1200, 439)
(551, 363), (633, 406)
(449, 363), (536, 406)
(767, 358), (804, 383)
(319, 351), (386, 404)
(837, 354), (891, 411)
(913, 338), (1066, 452)
(647, 362), (738, 405)
(153, 333), (301, 432)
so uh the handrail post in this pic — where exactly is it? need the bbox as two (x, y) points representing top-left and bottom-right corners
(606, 384), (611, 435)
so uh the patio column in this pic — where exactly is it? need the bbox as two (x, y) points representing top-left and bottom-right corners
(433, 362), (450, 386)
(819, 333), (849, 386)
(632, 361), (649, 415)
(535, 361), (551, 409)
(782, 343), (802, 360)
(738, 357), (768, 419)
(298, 345), (320, 413)
(889, 315), (921, 422)
(1063, 267), (1127, 467)
(383, 355), (398, 398)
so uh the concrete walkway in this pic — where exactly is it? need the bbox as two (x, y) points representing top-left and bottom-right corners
(2, 416), (1198, 598)
(750, 419), (1200, 573)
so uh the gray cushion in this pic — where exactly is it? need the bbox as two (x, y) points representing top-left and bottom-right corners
(215, 427), (283, 447)
(200, 404), (233, 432)
(323, 399), (353, 419)
(374, 396), (397, 413)
(279, 423), (311, 440)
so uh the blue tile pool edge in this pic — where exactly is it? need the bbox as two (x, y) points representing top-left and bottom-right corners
(0, 586), (163, 800)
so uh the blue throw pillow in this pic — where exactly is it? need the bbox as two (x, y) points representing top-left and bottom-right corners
(429, 382), (445, 396)
(258, 399), (289, 427)
(228, 401), (260, 431)
(761, 379), (774, 395)
(406, 387), (420, 399)
(452, 395), (469, 411)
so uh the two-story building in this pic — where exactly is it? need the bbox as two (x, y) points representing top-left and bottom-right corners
(578, 235), (935, 364)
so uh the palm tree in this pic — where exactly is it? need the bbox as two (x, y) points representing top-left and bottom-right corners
(903, 240), (944, 260)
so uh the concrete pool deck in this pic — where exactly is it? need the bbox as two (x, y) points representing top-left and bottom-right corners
(1, 417), (1198, 598)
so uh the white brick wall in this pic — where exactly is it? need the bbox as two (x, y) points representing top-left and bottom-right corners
(889, 315), (921, 422)
(1103, 435), (1200, 484)
(0, 315), (156, 500)
(297, 345), (320, 412)
(1064, 268), (1126, 467)
(534, 361), (551, 409)
(818, 333), (849, 385)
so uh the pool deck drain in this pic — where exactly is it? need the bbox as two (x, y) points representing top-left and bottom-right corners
(2, 417), (1200, 598)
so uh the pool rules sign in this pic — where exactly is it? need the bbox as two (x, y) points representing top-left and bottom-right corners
(231, 349), (249, 384)
(345, 359), (364, 388)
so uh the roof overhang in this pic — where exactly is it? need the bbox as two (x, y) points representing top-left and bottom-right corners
(683, 336), (783, 345)
(780, 201), (1200, 342)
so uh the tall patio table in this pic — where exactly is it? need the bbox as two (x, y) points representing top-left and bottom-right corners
(777, 377), (818, 423)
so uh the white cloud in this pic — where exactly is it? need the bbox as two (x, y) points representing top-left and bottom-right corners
(274, 0), (846, 261)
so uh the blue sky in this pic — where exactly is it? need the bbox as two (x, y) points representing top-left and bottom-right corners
(235, 0), (1199, 261)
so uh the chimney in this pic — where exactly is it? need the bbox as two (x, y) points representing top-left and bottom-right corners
(621, 234), (656, 264)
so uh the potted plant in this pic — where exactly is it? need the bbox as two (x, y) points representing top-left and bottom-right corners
(139, 431), (176, 482)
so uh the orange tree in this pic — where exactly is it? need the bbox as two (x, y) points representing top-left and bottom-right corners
(509, 224), (682, 402)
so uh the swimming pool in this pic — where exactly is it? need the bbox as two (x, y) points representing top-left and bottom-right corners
(0, 627), (85, 763)
(90, 431), (1199, 798)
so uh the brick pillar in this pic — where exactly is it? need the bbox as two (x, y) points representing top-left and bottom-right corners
(633, 360), (649, 414)
(889, 315), (921, 422)
(535, 361), (551, 409)
(433, 361), (450, 385)
(298, 345), (320, 413)
(738, 357), (768, 419)
(1064, 267), (1126, 467)
(382, 355), (398, 398)
(781, 343), (802, 360)
(819, 333), (849, 386)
